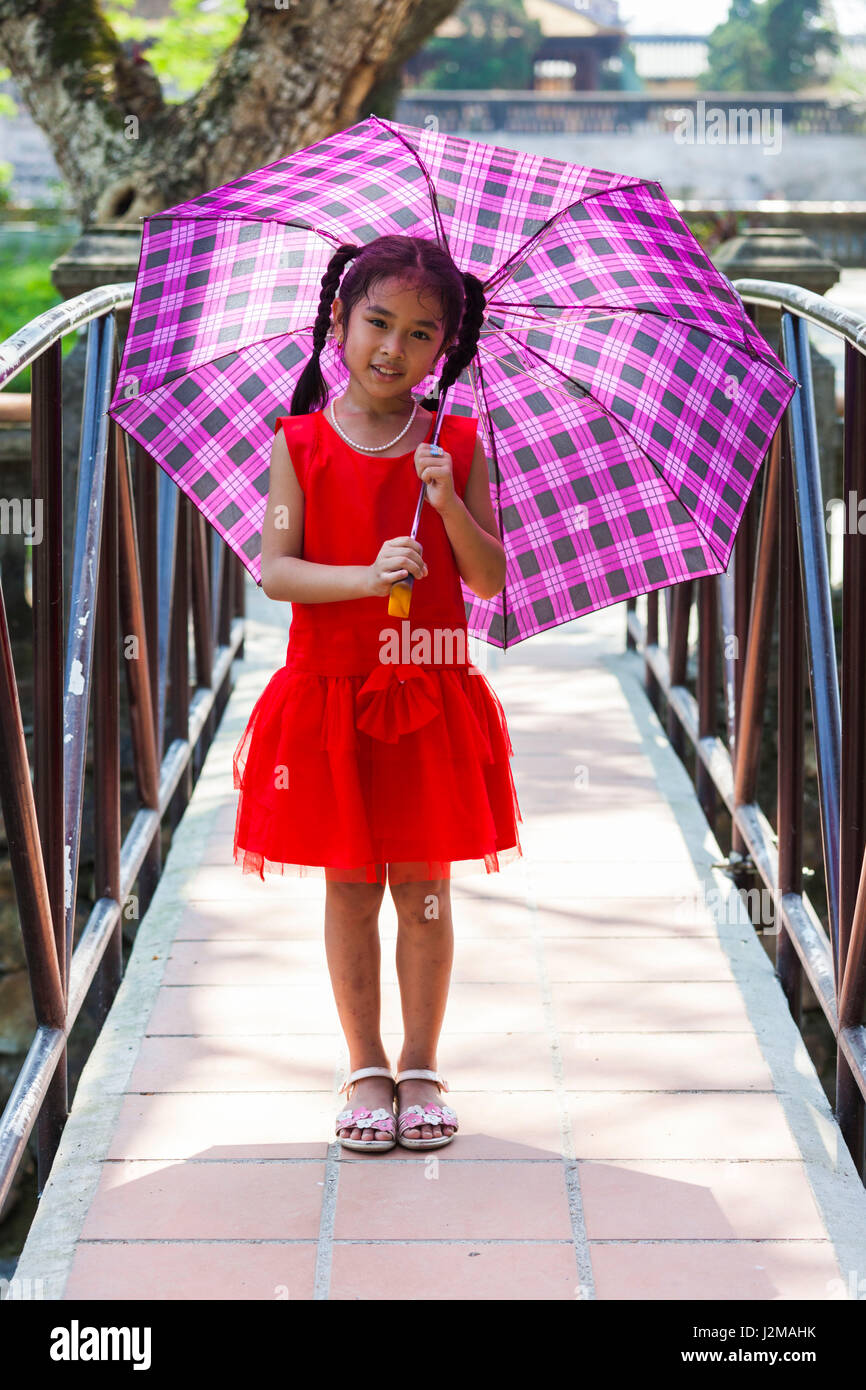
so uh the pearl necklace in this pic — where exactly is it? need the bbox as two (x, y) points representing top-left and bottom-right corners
(328, 396), (418, 453)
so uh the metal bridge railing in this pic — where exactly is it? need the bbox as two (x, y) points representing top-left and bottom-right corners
(625, 278), (866, 1180)
(0, 285), (246, 1212)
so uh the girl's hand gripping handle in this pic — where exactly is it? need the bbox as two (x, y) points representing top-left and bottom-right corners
(388, 394), (446, 618)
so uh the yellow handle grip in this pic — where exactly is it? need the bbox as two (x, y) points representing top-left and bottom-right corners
(388, 574), (414, 618)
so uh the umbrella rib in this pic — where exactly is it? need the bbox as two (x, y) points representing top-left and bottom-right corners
(465, 354), (510, 649)
(371, 115), (450, 257)
(484, 298), (761, 362)
(476, 329), (730, 568)
(489, 293), (795, 384)
(142, 210), (351, 244)
(482, 177), (649, 299)
(482, 180), (751, 355)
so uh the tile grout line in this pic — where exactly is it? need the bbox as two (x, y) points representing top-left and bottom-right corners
(71, 1236), (838, 1246)
(523, 865), (596, 1301)
(90, 1156), (823, 1165)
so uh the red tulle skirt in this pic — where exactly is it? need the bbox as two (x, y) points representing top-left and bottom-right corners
(232, 661), (523, 885)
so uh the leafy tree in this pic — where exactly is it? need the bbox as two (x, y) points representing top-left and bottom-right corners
(700, 0), (839, 92)
(0, 0), (462, 227)
(0, 64), (18, 205)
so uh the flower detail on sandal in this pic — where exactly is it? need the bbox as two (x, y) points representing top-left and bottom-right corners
(336, 1106), (395, 1136)
(397, 1103), (459, 1136)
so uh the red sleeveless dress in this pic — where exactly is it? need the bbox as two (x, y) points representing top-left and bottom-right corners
(232, 405), (523, 885)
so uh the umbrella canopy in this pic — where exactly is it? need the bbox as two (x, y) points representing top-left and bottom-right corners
(107, 114), (797, 648)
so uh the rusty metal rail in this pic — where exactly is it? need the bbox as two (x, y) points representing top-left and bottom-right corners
(0, 286), (246, 1211)
(626, 278), (866, 1178)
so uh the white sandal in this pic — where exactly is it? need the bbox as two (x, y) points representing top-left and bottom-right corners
(335, 1066), (397, 1152)
(395, 1069), (459, 1149)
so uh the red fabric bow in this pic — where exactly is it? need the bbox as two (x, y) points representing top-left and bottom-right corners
(355, 663), (441, 743)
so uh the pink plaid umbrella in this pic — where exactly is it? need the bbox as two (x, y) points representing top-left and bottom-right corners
(106, 114), (797, 648)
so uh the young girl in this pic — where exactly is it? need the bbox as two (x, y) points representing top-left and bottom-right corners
(232, 234), (523, 1153)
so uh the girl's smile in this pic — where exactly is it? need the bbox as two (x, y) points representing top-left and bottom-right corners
(331, 276), (455, 416)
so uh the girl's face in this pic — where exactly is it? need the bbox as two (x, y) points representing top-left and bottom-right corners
(331, 276), (455, 398)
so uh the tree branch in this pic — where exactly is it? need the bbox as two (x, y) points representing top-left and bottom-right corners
(0, 0), (460, 225)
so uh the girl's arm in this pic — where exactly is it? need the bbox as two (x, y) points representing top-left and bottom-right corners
(439, 436), (507, 601)
(261, 428), (371, 603)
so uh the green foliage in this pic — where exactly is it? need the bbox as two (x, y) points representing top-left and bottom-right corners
(0, 64), (18, 208)
(700, 0), (840, 92)
(100, 0), (247, 102)
(0, 230), (82, 393)
(413, 0), (543, 90)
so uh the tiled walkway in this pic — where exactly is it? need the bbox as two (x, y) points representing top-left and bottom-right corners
(12, 578), (866, 1300)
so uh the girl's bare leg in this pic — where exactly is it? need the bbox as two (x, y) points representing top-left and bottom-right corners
(324, 875), (393, 1143)
(390, 873), (456, 1141)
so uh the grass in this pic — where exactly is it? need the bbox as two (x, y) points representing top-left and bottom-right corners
(0, 222), (83, 392)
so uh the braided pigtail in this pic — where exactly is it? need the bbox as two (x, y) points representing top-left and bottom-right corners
(290, 242), (361, 415)
(419, 271), (486, 411)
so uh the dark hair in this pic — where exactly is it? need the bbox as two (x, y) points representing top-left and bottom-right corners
(290, 234), (486, 416)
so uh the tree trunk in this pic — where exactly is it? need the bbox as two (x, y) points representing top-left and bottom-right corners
(0, 0), (459, 226)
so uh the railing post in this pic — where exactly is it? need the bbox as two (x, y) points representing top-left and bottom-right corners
(167, 493), (192, 832)
(30, 337), (69, 1189)
(133, 435), (162, 919)
(776, 407), (805, 1023)
(667, 581), (692, 759)
(645, 589), (659, 708)
(836, 339), (866, 1173)
(732, 429), (781, 840)
(731, 472), (758, 860)
(697, 575), (718, 830)
(92, 400), (122, 1027)
(781, 312), (843, 987)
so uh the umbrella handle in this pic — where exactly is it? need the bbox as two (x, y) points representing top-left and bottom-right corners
(387, 392), (447, 619)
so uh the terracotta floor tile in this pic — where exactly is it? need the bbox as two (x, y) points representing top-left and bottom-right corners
(380, 1031), (554, 1091)
(567, 1092), (800, 1160)
(589, 1241), (845, 1300)
(64, 1242), (317, 1300)
(451, 864), (530, 900)
(534, 896), (722, 937)
(551, 982), (753, 1031)
(126, 1034), (337, 1094)
(200, 832), (237, 863)
(167, 864), (329, 902)
(434, 982), (547, 1033)
(174, 899), (326, 940)
(519, 810), (706, 861)
(145, 985), (340, 1035)
(558, 1033), (774, 1090)
(447, 896), (535, 938)
(333, 1162), (573, 1240)
(542, 936), (736, 982)
(78, 1160), (327, 1240)
(580, 1160), (826, 1239)
(526, 859), (709, 899)
(161, 939), (328, 985)
(448, 938), (539, 982)
(328, 1242), (579, 1299)
(213, 801), (241, 836)
(109, 1091), (335, 1160)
